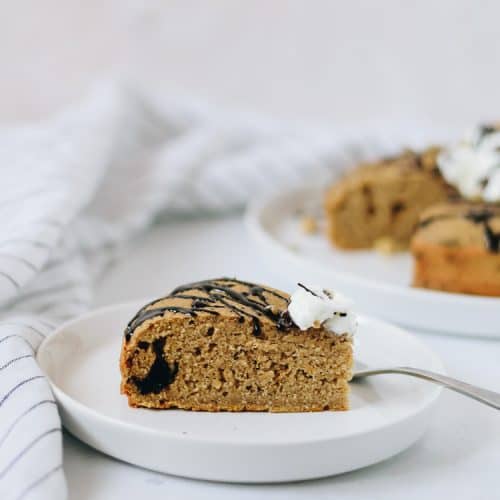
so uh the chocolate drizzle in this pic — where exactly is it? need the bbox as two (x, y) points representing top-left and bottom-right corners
(418, 207), (500, 253)
(252, 317), (262, 337)
(476, 124), (497, 145)
(465, 210), (494, 224)
(297, 283), (319, 297)
(418, 213), (453, 229)
(276, 310), (295, 331)
(124, 278), (292, 342)
(482, 217), (500, 252)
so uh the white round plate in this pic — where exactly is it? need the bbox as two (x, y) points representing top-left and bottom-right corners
(246, 187), (500, 338)
(38, 301), (443, 483)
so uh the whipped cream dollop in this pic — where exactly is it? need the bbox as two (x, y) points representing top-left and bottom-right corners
(287, 284), (357, 336)
(437, 124), (500, 202)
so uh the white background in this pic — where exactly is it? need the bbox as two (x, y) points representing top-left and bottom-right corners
(2, 2), (500, 499)
(2, 0), (500, 131)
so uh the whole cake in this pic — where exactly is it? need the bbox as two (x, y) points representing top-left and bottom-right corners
(120, 278), (355, 412)
(412, 202), (500, 296)
(324, 147), (456, 250)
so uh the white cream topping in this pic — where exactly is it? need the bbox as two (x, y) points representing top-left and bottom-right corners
(437, 124), (500, 202)
(287, 284), (357, 336)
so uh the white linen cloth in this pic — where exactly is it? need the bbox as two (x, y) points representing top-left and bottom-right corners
(0, 82), (428, 500)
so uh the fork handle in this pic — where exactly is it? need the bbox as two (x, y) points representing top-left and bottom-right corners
(353, 366), (500, 410)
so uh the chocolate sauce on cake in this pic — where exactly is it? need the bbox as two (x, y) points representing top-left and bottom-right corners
(418, 213), (454, 229)
(476, 124), (497, 143)
(124, 278), (291, 342)
(297, 283), (320, 297)
(483, 219), (500, 252)
(418, 207), (500, 253)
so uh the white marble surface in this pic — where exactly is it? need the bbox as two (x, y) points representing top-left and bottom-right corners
(64, 214), (500, 500)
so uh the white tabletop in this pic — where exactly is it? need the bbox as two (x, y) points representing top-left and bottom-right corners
(65, 214), (500, 500)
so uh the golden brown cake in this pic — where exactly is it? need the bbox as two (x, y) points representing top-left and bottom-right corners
(325, 148), (457, 250)
(120, 278), (354, 412)
(411, 203), (500, 296)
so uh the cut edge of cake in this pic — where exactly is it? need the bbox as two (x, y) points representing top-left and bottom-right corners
(324, 147), (457, 250)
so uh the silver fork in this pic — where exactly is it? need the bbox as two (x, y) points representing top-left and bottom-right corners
(352, 364), (500, 410)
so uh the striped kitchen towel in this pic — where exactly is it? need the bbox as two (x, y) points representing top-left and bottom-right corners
(0, 81), (425, 499)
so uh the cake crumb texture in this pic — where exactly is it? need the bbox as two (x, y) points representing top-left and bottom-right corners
(325, 148), (455, 249)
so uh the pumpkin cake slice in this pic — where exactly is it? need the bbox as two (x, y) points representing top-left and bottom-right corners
(411, 202), (500, 296)
(120, 278), (356, 412)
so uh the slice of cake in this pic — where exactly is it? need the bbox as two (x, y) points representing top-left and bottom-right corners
(324, 148), (457, 250)
(411, 202), (500, 296)
(120, 278), (355, 412)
